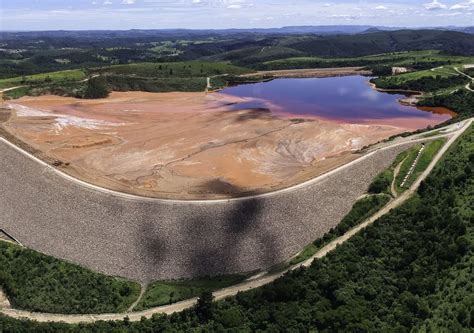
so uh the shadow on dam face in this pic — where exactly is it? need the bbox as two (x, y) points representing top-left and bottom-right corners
(138, 180), (278, 282)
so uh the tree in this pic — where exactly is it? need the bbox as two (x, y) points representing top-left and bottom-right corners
(196, 291), (214, 322)
(84, 77), (109, 99)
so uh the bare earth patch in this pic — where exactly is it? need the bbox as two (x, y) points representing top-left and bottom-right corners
(2, 91), (407, 199)
(240, 67), (371, 79)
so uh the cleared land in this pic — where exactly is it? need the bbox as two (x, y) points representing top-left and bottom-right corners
(1, 90), (407, 199)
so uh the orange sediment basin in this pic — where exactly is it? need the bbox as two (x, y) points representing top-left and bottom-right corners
(1, 77), (453, 199)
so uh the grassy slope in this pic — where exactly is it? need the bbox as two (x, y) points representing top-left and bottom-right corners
(90, 61), (251, 77)
(0, 242), (140, 314)
(1, 61), (252, 99)
(395, 139), (446, 193)
(0, 69), (86, 89)
(135, 275), (246, 311)
(368, 149), (410, 195)
(261, 50), (474, 70)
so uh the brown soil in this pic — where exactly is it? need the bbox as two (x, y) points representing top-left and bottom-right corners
(1, 91), (408, 199)
(241, 67), (371, 79)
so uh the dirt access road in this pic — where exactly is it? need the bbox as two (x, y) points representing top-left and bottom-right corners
(240, 67), (371, 78)
(1, 118), (471, 324)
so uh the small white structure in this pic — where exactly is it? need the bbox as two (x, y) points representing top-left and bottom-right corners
(392, 67), (408, 75)
(392, 67), (409, 75)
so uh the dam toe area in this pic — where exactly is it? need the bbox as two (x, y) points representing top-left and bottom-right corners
(0, 140), (415, 283)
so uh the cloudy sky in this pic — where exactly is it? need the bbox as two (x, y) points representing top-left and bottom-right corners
(1, 0), (473, 31)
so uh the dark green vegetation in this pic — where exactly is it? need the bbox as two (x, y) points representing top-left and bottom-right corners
(372, 61), (474, 126)
(1, 123), (471, 331)
(0, 242), (140, 314)
(135, 275), (246, 311)
(90, 61), (249, 93)
(1, 29), (474, 79)
(1, 61), (250, 99)
(84, 77), (109, 99)
(260, 50), (474, 71)
(289, 194), (391, 266)
(0, 69), (89, 99)
(420, 89), (474, 121)
(372, 74), (469, 92)
(90, 61), (248, 78)
(2, 29), (474, 102)
(0, 69), (86, 89)
(368, 149), (410, 195)
(3, 81), (87, 100)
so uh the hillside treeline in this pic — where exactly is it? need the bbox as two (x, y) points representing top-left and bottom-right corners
(372, 75), (469, 92)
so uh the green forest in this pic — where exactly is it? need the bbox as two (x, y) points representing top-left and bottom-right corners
(2, 30), (474, 78)
(420, 89), (474, 121)
(1, 124), (471, 332)
(0, 242), (140, 314)
(372, 74), (469, 92)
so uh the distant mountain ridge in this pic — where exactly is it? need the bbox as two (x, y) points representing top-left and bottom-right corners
(1, 25), (473, 37)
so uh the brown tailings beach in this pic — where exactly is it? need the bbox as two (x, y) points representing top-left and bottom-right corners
(240, 66), (371, 78)
(2, 91), (410, 199)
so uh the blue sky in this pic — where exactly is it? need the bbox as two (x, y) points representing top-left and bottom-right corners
(1, 0), (473, 31)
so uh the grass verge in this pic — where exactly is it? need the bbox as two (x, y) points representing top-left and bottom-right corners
(0, 69), (86, 90)
(368, 149), (409, 195)
(396, 139), (446, 193)
(135, 275), (247, 311)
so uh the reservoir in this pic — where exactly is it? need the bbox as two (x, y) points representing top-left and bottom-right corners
(219, 75), (454, 130)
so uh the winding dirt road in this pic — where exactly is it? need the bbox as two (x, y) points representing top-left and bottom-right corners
(454, 67), (474, 92)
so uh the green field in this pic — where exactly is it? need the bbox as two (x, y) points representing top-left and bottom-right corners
(135, 275), (247, 311)
(367, 149), (411, 196)
(0, 69), (86, 89)
(90, 61), (251, 78)
(0, 241), (140, 314)
(395, 139), (446, 193)
(1, 61), (252, 99)
(260, 50), (474, 71)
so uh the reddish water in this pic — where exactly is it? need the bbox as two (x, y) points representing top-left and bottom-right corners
(219, 76), (454, 130)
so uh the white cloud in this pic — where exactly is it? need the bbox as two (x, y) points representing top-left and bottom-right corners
(103, 0), (113, 5)
(423, 0), (447, 10)
(450, 0), (474, 11)
(374, 5), (388, 10)
(122, 0), (136, 4)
